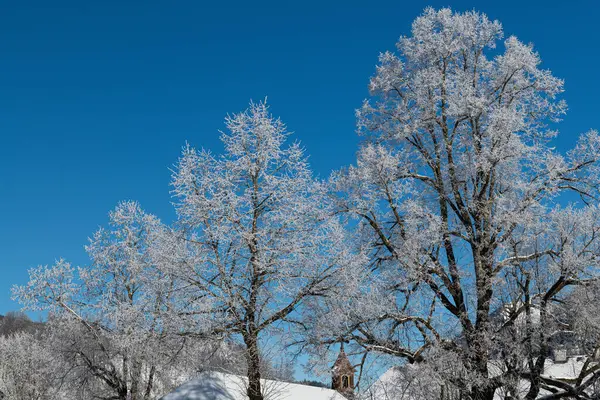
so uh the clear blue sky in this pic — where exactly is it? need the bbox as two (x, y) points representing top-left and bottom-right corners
(1, 0), (598, 318)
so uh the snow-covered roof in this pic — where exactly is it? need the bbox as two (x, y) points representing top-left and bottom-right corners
(362, 365), (446, 400)
(362, 366), (406, 400)
(543, 356), (588, 379)
(160, 371), (347, 400)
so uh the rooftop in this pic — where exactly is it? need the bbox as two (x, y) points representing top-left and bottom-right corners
(160, 371), (346, 400)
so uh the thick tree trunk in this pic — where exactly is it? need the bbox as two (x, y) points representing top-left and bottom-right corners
(524, 300), (550, 400)
(468, 251), (495, 400)
(470, 386), (495, 400)
(243, 174), (264, 400)
(466, 346), (495, 400)
(117, 384), (128, 400)
(244, 333), (263, 400)
(130, 359), (142, 400)
(143, 365), (156, 400)
(122, 355), (130, 399)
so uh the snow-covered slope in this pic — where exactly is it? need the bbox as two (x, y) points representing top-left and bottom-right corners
(160, 371), (346, 400)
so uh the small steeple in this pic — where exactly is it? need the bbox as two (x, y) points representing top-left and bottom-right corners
(332, 342), (355, 399)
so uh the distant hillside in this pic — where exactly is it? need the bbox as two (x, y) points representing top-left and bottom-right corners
(295, 379), (329, 388)
(0, 312), (43, 336)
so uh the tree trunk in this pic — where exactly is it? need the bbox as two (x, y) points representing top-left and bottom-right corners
(466, 350), (495, 400)
(469, 250), (495, 400)
(243, 174), (264, 400)
(143, 365), (156, 400)
(470, 386), (495, 400)
(130, 359), (142, 400)
(244, 333), (263, 400)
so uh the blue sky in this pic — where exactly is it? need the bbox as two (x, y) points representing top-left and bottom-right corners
(1, 0), (598, 320)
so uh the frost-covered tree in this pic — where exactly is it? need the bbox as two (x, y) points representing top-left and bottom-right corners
(0, 331), (66, 400)
(326, 8), (600, 400)
(167, 101), (346, 400)
(13, 202), (187, 400)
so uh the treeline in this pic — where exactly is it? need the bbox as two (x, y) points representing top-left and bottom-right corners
(0, 312), (42, 337)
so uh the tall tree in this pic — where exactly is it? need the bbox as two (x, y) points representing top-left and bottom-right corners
(168, 101), (346, 400)
(13, 202), (185, 400)
(327, 8), (600, 400)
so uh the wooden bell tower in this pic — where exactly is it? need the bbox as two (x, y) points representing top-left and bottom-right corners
(331, 343), (355, 399)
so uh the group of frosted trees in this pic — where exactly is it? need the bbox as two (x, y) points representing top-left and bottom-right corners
(4, 8), (600, 400)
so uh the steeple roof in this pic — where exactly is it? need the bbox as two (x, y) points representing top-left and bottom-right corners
(332, 343), (355, 374)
